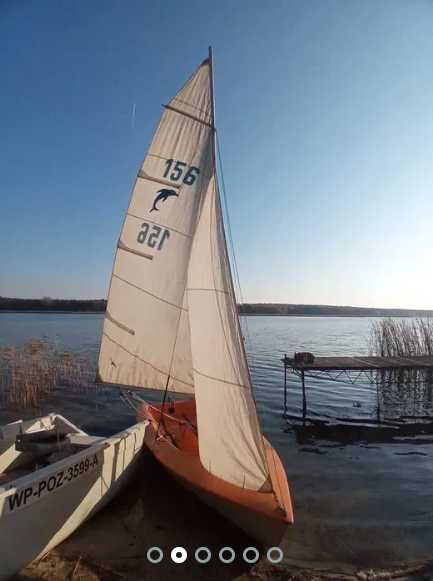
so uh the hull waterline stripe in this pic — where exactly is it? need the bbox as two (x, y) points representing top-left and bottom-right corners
(105, 311), (135, 335)
(102, 332), (194, 389)
(137, 170), (181, 189)
(112, 274), (187, 312)
(118, 240), (153, 260)
(164, 104), (214, 129)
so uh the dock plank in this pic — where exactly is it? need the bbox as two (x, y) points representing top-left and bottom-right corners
(283, 355), (433, 371)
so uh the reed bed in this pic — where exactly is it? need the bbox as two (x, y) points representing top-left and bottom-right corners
(369, 318), (433, 385)
(0, 339), (96, 409)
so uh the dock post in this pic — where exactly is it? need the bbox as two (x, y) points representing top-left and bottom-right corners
(375, 378), (381, 424)
(283, 354), (287, 417)
(301, 369), (307, 422)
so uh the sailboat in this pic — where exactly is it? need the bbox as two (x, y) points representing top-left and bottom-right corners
(97, 48), (294, 544)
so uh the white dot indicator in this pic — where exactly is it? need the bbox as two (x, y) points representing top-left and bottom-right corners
(195, 546), (212, 563)
(171, 546), (187, 563)
(243, 546), (260, 563)
(266, 546), (283, 563)
(218, 546), (236, 563)
(147, 546), (163, 564)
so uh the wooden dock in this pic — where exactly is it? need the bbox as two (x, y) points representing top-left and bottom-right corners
(282, 354), (433, 421)
(283, 355), (433, 371)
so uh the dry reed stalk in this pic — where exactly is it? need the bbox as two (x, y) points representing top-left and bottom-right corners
(0, 340), (97, 409)
(369, 318), (433, 385)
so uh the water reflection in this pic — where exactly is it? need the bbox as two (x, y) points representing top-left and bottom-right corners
(287, 417), (433, 446)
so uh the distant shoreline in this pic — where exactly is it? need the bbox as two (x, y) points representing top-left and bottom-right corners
(0, 310), (103, 314)
(2, 312), (432, 318)
(1, 297), (433, 318)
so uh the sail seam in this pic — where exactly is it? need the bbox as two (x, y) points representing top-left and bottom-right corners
(187, 287), (229, 294)
(118, 240), (153, 260)
(102, 332), (194, 388)
(113, 274), (187, 312)
(127, 213), (192, 238)
(192, 367), (249, 390)
(164, 104), (214, 129)
(137, 170), (182, 189)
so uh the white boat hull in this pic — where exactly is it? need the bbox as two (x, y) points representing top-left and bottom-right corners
(0, 413), (147, 580)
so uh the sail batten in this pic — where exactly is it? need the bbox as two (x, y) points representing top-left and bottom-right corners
(117, 241), (153, 260)
(105, 312), (135, 335)
(163, 104), (215, 128)
(137, 170), (182, 188)
(125, 214), (192, 238)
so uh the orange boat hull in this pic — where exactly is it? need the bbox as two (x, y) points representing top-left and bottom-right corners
(137, 398), (294, 545)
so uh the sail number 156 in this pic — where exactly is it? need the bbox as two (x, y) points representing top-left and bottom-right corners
(163, 159), (200, 185)
(137, 223), (170, 251)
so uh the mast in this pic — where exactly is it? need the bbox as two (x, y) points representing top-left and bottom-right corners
(208, 46), (215, 127)
(207, 47), (257, 400)
(208, 46), (216, 167)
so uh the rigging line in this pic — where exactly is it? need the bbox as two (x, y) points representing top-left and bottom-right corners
(209, 182), (245, 385)
(215, 133), (255, 375)
(213, 151), (261, 412)
(207, 52), (250, 390)
(216, 133), (249, 332)
(155, 373), (171, 446)
(213, 168), (268, 469)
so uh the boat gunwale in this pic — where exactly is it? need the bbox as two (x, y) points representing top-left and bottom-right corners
(0, 416), (148, 499)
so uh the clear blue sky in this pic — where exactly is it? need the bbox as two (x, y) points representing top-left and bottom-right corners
(1, 0), (433, 308)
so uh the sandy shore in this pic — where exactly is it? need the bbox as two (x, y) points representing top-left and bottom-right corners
(16, 455), (433, 581)
(17, 455), (285, 581)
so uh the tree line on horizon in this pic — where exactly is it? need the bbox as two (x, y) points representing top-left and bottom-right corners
(1, 296), (433, 318)
(0, 296), (106, 312)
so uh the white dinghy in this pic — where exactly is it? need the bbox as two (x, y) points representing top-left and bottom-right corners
(0, 412), (147, 579)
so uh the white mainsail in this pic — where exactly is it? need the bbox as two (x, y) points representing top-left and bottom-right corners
(98, 58), (213, 393)
(98, 53), (270, 491)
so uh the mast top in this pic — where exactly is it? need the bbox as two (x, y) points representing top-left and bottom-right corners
(208, 46), (216, 134)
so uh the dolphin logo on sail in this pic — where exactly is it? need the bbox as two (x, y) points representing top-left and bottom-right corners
(150, 188), (178, 212)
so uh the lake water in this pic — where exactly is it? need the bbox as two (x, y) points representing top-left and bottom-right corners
(1, 312), (433, 572)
